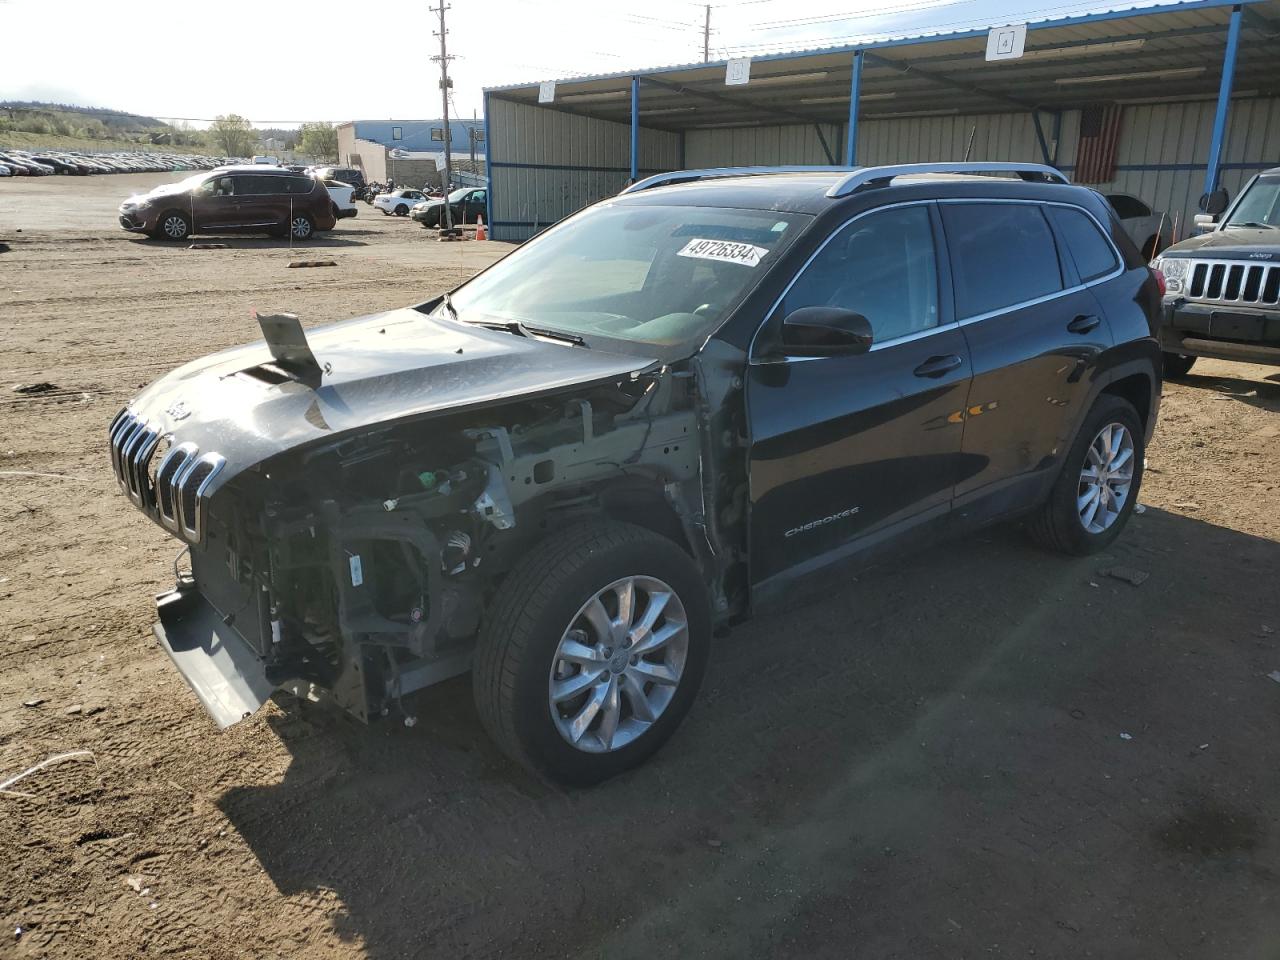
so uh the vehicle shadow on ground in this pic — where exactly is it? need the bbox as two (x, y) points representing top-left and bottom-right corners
(126, 235), (370, 250)
(218, 508), (1280, 959)
(1173, 370), (1280, 412)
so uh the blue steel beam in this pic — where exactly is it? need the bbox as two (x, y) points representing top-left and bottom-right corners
(482, 91), (494, 235)
(845, 50), (863, 166)
(630, 76), (640, 182)
(1204, 4), (1243, 196)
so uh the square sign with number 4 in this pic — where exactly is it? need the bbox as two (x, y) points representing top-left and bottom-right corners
(986, 23), (1027, 61)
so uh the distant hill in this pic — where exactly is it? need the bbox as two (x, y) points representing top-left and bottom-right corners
(0, 101), (205, 149)
(0, 101), (167, 130)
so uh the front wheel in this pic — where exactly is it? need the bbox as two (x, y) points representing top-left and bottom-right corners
(1162, 352), (1196, 379)
(472, 521), (711, 786)
(1028, 394), (1145, 556)
(154, 210), (191, 241)
(394, 204), (409, 216)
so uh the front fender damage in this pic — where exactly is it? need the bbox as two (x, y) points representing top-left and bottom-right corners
(151, 361), (741, 728)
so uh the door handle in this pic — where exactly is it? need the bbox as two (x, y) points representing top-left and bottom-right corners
(913, 354), (964, 378)
(1067, 314), (1102, 334)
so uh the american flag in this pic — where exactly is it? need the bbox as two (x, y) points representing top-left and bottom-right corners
(1074, 104), (1124, 184)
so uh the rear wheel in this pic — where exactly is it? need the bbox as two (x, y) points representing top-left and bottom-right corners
(1028, 394), (1145, 556)
(472, 521), (711, 786)
(1162, 352), (1196, 379)
(289, 214), (314, 240)
(154, 210), (191, 241)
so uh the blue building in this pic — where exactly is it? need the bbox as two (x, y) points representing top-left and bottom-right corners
(340, 119), (484, 154)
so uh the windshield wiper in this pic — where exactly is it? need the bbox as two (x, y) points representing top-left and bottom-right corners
(465, 318), (585, 346)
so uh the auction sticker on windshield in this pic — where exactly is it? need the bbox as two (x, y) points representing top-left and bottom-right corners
(678, 238), (769, 267)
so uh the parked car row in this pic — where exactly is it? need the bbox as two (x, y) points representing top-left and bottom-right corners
(0, 149), (234, 178)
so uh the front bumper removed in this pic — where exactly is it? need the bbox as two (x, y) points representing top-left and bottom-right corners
(154, 582), (275, 728)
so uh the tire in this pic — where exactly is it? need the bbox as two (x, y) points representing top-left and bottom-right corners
(154, 210), (191, 241)
(1028, 394), (1145, 556)
(473, 520), (711, 786)
(1162, 352), (1196, 379)
(288, 213), (314, 241)
(394, 204), (409, 216)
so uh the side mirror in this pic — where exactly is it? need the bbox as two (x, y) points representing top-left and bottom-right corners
(780, 306), (873, 356)
(1193, 213), (1218, 233)
(1199, 188), (1230, 216)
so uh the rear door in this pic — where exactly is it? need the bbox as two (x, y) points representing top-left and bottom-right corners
(940, 201), (1117, 512)
(232, 174), (288, 230)
(747, 202), (973, 586)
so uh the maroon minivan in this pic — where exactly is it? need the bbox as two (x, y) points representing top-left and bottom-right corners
(119, 166), (337, 241)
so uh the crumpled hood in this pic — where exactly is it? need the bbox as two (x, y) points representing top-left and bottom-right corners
(123, 306), (657, 495)
(1164, 226), (1280, 259)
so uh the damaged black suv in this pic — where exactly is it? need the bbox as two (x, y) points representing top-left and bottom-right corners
(109, 162), (1163, 785)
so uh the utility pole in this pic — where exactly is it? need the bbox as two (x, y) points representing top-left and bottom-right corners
(703, 4), (711, 62)
(431, 0), (455, 231)
(470, 108), (477, 171)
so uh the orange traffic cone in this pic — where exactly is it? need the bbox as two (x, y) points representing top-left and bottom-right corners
(475, 215), (487, 241)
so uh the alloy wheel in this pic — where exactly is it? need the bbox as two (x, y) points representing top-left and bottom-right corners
(1078, 422), (1135, 534)
(163, 215), (188, 239)
(548, 575), (688, 754)
(291, 216), (312, 239)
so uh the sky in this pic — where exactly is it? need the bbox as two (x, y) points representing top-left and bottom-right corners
(0, 0), (1185, 129)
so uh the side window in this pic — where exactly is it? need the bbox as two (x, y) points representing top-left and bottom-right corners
(207, 176), (234, 197)
(1047, 207), (1119, 282)
(233, 175), (275, 196)
(780, 205), (940, 344)
(285, 176), (316, 194)
(941, 203), (1063, 318)
(1106, 194), (1150, 219)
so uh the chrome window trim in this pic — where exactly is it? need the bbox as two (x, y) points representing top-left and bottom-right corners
(937, 198), (1125, 323)
(748, 197), (1125, 364)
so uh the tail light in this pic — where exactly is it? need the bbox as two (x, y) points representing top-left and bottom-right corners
(1152, 266), (1167, 297)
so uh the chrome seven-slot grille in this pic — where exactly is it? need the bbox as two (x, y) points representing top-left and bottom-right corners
(108, 408), (225, 543)
(1187, 259), (1280, 305)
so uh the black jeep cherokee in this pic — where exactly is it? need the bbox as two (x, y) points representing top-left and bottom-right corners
(1153, 167), (1280, 377)
(108, 162), (1162, 785)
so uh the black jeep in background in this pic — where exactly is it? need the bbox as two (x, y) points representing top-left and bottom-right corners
(1154, 167), (1280, 376)
(108, 162), (1163, 785)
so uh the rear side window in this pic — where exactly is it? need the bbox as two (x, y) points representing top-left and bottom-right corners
(1048, 207), (1119, 282)
(234, 175), (278, 195)
(780, 204), (939, 343)
(284, 176), (316, 194)
(941, 203), (1063, 318)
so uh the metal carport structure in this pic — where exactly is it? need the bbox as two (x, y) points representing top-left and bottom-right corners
(482, 0), (1280, 242)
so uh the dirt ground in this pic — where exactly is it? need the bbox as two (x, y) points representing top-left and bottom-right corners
(2, 172), (1279, 960)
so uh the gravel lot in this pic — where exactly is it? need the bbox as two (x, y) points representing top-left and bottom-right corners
(2, 172), (1279, 960)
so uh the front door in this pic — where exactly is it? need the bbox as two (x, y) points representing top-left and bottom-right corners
(190, 175), (238, 230)
(747, 203), (973, 586)
(938, 201), (1116, 506)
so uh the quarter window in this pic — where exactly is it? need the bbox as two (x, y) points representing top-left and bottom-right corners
(941, 203), (1063, 318)
(780, 205), (940, 344)
(1048, 206), (1119, 282)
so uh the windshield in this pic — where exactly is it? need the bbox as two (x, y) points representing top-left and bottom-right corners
(154, 172), (208, 194)
(1224, 176), (1280, 228)
(447, 188), (469, 202)
(444, 202), (809, 349)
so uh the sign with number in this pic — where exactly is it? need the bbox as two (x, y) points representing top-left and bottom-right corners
(538, 81), (556, 103)
(725, 57), (752, 86)
(986, 24), (1027, 61)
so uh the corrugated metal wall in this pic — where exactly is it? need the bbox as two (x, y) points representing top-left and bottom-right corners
(684, 124), (843, 167)
(490, 95), (1280, 243)
(488, 97), (679, 241)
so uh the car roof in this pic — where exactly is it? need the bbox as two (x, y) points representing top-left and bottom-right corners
(616, 165), (1096, 216)
(211, 165), (300, 175)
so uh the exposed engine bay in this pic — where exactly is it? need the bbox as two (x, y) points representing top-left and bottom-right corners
(139, 357), (745, 727)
